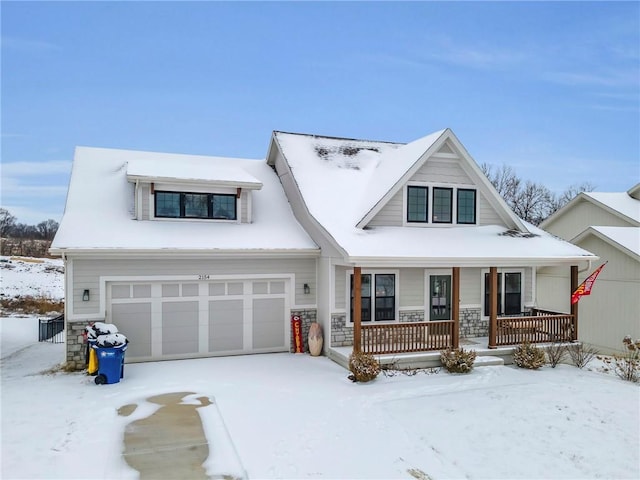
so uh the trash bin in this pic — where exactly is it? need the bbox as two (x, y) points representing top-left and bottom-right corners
(92, 333), (128, 385)
(85, 322), (120, 376)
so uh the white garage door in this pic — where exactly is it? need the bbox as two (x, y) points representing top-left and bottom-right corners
(108, 279), (289, 362)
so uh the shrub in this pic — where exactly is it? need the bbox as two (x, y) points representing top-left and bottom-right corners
(0, 295), (64, 315)
(599, 336), (640, 383)
(348, 351), (381, 382)
(566, 342), (598, 369)
(545, 342), (567, 368)
(440, 347), (477, 373)
(513, 342), (546, 369)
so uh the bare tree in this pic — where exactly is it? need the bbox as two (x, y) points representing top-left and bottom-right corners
(0, 208), (16, 237)
(482, 164), (597, 225)
(37, 219), (59, 241)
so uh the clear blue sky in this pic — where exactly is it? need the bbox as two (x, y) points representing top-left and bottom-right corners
(2, 1), (639, 224)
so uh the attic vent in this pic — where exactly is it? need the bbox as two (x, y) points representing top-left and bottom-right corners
(500, 229), (539, 239)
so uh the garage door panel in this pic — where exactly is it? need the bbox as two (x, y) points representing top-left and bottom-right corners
(162, 301), (198, 355)
(209, 299), (243, 352)
(111, 302), (152, 358)
(253, 298), (285, 349)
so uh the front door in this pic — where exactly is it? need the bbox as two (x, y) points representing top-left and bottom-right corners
(430, 275), (451, 320)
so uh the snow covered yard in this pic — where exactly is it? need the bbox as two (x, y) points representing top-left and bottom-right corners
(0, 256), (65, 301)
(1, 314), (639, 480)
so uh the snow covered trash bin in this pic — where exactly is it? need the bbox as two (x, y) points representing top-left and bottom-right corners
(92, 332), (128, 385)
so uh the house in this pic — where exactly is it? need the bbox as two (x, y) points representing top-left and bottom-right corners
(51, 129), (598, 369)
(50, 147), (320, 369)
(537, 184), (640, 354)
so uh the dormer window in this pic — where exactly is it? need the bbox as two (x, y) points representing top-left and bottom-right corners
(406, 184), (477, 225)
(155, 191), (237, 220)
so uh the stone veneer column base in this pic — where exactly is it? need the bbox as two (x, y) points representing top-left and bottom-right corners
(459, 308), (487, 338)
(290, 309), (317, 353)
(66, 320), (93, 371)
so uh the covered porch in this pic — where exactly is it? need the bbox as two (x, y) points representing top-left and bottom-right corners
(349, 265), (580, 356)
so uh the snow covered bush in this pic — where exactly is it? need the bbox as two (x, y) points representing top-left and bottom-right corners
(348, 351), (381, 382)
(599, 336), (640, 383)
(513, 342), (545, 369)
(440, 347), (477, 373)
(566, 342), (598, 369)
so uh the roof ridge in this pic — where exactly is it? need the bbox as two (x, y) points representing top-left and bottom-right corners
(273, 130), (404, 146)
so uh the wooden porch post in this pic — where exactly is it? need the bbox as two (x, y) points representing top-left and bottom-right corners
(488, 266), (498, 349)
(571, 265), (578, 341)
(353, 266), (362, 353)
(452, 267), (460, 349)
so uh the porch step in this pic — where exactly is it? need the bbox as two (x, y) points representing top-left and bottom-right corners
(475, 356), (505, 367)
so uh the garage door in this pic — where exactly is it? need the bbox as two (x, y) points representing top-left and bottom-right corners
(107, 279), (289, 362)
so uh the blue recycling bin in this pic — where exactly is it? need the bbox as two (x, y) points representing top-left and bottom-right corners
(92, 344), (127, 385)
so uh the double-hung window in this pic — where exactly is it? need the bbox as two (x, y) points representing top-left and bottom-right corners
(457, 189), (476, 224)
(350, 273), (396, 322)
(407, 186), (428, 223)
(432, 187), (453, 223)
(483, 272), (522, 316)
(155, 191), (237, 220)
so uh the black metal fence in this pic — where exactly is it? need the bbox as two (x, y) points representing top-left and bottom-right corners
(39, 314), (65, 343)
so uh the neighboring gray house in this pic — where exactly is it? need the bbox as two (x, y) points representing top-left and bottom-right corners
(52, 129), (598, 368)
(538, 184), (640, 354)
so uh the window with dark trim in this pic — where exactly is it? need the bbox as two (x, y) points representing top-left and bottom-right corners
(350, 274), (396, 322)
(484, 272), (522, 316)
(432, 187), (453, 223)
(457, 189), (476, 224)
(155, 191), (237, 220)
(407, 186), (428, 223)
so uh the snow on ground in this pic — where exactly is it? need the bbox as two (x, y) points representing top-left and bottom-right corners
(0, 256), (64, 300)
(1, 261), (639, 479)
(1, 314), (639, 480)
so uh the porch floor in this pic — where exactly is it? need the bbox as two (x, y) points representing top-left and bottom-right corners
(327, 337), (517, 370)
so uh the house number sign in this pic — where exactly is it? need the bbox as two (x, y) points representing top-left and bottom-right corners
(198, 274), (210, 280)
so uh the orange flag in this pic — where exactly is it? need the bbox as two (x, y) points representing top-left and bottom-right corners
(571, 262), (607, 304)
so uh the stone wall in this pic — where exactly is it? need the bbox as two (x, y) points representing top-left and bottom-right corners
(330, 314), (353, 347)
(399, 310), (425, 322)
(290, 309), (317, 353)
(459, 308), (487, 338)
(66, 320), (92, 370)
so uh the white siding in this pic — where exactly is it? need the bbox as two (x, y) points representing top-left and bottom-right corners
(240, 190), (249, 223)
(70, 256), (317, 316)
(539, 236), (640, 354)
(366, 158), (508, 228)
(410, 158), (472, 184)
(545, 199), (634, 240)
(367, 190), (403, 227)
(141, 184), (150, 220)
(333, 266), (534, 314)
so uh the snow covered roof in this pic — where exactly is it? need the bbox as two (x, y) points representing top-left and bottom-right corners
(51, 146), (318, 254)
(126, 157), (263, 190)
(575, 226), (640, 259)
(583, 191), (640, 223)
(272, 130), (595, 266)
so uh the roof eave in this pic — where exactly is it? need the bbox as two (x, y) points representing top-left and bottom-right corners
(48, 247), (321, 258)
(126, 174), (263, 190)
(344, 255), (599, 268)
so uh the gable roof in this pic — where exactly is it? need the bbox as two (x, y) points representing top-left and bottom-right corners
(51, 146), (318, 254)
(271, 130), (595, 266)
(354, 129), (526, 231)
(573, 226), (640, 262)
(541, 188), (640, 229)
